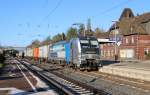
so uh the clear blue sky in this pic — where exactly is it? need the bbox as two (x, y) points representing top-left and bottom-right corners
(0, 0), (149, 47)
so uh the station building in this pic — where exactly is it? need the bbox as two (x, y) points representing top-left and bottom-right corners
(99, 8), (150, 60)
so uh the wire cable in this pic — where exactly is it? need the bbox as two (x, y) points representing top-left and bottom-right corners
(40, 0), (63, 24)
(88, 0), (134, 21)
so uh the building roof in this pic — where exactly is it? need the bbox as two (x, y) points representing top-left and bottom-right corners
(109, 8), (150, 36)
(95, 32), (110, 39)
(97, 38), (116, 44)
(119, 8), (134, 21)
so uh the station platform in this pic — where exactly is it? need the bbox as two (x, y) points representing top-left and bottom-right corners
(99, 60), (150, 82)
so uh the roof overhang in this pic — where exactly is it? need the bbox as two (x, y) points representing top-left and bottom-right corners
(97, 38), (116, 43)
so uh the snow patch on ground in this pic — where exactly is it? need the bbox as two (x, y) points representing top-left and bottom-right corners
(0, 87), (27, 95)
(31, 72), (49, 89)
(27, 64), (58, 95)
(30, 90), (58, 95)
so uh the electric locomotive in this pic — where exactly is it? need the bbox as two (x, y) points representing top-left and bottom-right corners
(48, 36), (101, 71)
(65, 36), (101, 71)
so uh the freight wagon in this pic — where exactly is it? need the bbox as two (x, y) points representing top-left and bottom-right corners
(33, 47), (39, 61)
(26, 47), (33, 58)
(39, 44), (50, 62)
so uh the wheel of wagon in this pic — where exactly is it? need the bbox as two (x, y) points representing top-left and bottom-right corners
(86, 67), (91, 72)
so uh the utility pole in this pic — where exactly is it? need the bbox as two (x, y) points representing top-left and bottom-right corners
(72, 23), (85, 37)
(112, 21), (118, 61)
(87, 18), (91, 36)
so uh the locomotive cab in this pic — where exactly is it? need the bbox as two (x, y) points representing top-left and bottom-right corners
(79, 36), (100, 71)
(69, 36), (101, 71)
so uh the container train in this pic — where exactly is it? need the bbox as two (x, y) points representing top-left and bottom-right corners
(24, 36), (102, 71)
(25, 41), (50, 62)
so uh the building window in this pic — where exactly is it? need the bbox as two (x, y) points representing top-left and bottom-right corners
(126, 37), (129, 44)
(144, 48), (149, 55)
(104, 50), (106, 57)
(106, 51), (108, 57)
(108, 50), (110, 57)
(123, 38), (125, 45)
(131, 36), (134, 44)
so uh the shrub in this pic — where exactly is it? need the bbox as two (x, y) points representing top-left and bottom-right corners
(146, 52), (150, 60)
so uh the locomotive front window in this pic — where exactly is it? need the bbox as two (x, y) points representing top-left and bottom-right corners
(90, 40), (99, 46)
(80, 39), (99, 54)
(80, 40), (89, 47)
(80, 40), (89, 44)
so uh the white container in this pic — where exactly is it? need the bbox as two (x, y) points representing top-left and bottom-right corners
(39, 45), (49, 58)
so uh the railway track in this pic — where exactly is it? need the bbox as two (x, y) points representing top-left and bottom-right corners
(18, 59), (111, 95)
(60, 66), (150, 93)
(37, 62), (150, 95)
(86, 71), (150, 93)
(19, 59), (150, 94)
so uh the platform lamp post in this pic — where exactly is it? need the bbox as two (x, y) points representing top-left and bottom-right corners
(72, 23), (85, 37)
(112, 21), (119, 61)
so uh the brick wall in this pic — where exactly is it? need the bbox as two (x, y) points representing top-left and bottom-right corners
(120, 35), (150, 60)
(100, 35), (150, 60)
(100, 43), (115, 60)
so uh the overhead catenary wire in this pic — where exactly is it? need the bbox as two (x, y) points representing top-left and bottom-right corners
(29, 0), (63, 42)
(32, 0), (63, 38)
(83, 0), (134, 23)
(31, 0), (133, 41)
(70, 0), (134, 33)
(35, 0), (132, 29)
(39, 0), (63, 25)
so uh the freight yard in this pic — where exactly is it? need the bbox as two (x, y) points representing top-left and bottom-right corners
(1, 0), (150, 95)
